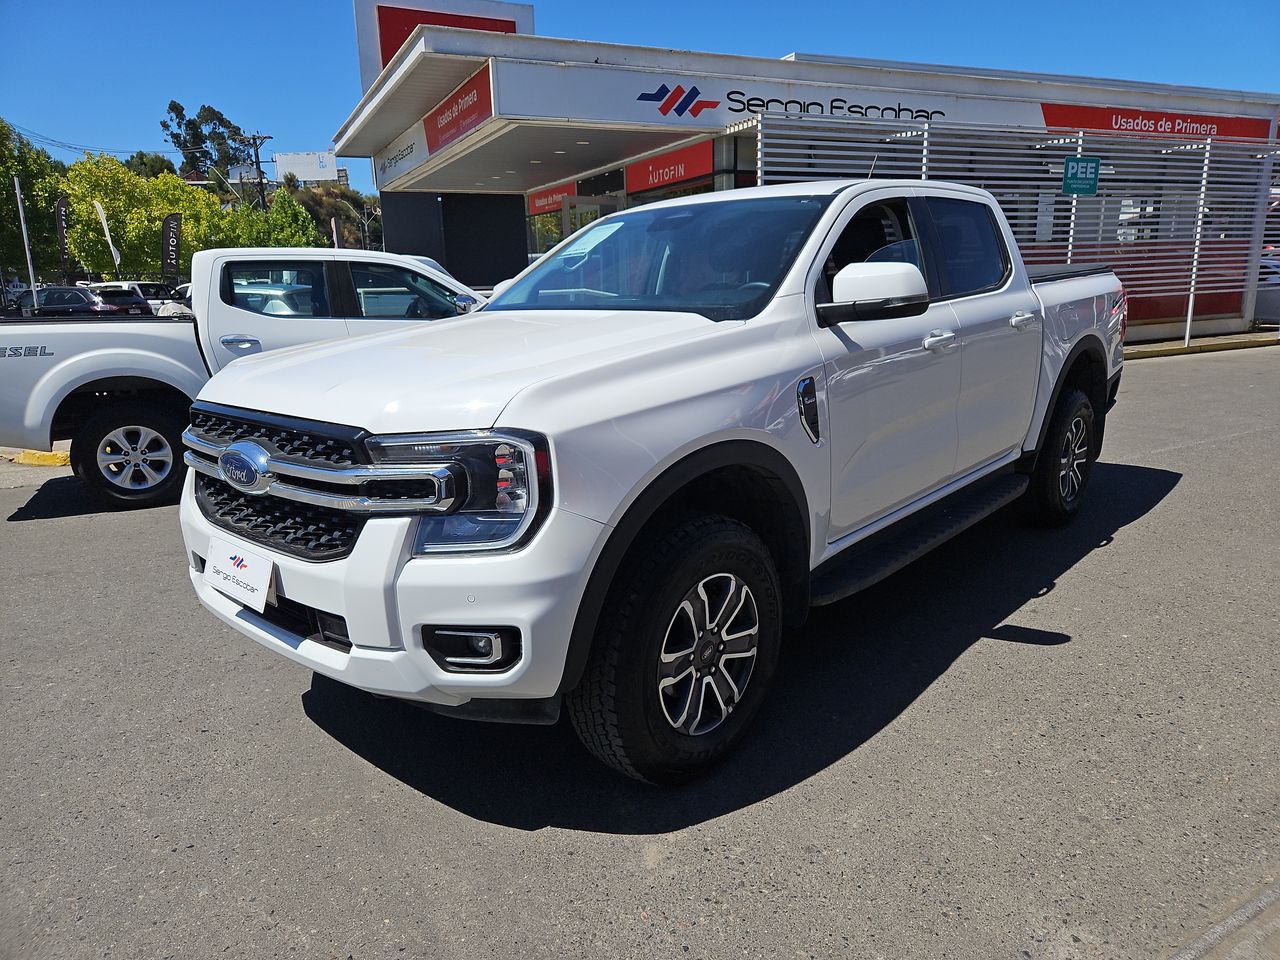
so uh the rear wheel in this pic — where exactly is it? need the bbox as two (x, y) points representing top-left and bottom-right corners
(1026, 387), (1095, 525)
(70, 402), (186, 508)
(567, 514), (782, 784)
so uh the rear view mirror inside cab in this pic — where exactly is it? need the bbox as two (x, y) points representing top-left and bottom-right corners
(817, 262), (930, 327)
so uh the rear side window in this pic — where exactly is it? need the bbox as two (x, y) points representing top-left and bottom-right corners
(925, 197), (1010, 298)
(222, 262), (330, 317)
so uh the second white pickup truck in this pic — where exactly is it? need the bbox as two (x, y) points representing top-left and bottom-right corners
(0, 249), (481, 505)
(180, 180), (1125, 783)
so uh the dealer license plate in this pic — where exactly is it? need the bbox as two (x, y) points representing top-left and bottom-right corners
(203, 538), (273, 613)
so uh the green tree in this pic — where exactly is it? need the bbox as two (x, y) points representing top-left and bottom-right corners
(0, 117), (67, 281)
(293, 183), (381, 249)
(124, 150), (177, 178)
(160, 101), (250, 178)
(219, 203), (272, 248)
(267, 189), (326, 246)
(55, 154), (224, 277)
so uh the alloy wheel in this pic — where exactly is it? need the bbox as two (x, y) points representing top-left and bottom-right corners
(96, 425), (174, 490)
(1058, 415), (1089, 503)
(656, 572), (760, 737)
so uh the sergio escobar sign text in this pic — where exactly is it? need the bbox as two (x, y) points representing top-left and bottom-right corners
(726, 90), (945, 121)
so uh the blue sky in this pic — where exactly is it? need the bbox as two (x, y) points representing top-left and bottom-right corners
(1, 0), (1274, 195)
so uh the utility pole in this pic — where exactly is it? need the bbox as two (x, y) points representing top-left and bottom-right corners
(238, 132), (273, 209)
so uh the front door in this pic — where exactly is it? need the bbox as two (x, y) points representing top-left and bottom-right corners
(812, 191), (963, 542)
(206, 256), (348, 372)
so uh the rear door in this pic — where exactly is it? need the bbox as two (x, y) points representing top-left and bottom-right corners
(923, 193), (1042, 472)
(812, 189), (963, 541)
(335, 258), (478, 337)
(204, 255), (348, 372)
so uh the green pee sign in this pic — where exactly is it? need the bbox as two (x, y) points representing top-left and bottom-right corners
(1062, 156), (1101, 196)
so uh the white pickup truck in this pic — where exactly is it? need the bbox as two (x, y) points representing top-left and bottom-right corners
(0, 248), (481, 505)
(179, 180), (1125, 783)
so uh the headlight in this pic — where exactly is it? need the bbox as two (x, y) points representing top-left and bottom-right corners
(365, 430), (551, 554)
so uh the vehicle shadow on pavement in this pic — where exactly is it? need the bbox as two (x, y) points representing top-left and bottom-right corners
(6, 475), (144, 521)
(302, 461), (1180, 834)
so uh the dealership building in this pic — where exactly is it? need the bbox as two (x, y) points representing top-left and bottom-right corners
(335, 0), (1280, 340)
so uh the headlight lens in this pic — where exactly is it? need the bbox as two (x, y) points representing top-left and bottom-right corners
(366, 431), (550, 554)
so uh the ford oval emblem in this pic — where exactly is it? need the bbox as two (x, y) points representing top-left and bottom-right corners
(218, 441), (273, 495)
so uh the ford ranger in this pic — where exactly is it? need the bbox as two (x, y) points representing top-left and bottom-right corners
(179, 180), (1125, 783)
(0, 248), (481, 506)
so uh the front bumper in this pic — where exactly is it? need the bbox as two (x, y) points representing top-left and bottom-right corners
(179, 471), (608, 706)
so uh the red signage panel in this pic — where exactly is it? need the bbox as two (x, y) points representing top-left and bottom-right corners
(376, 5), (516, 68)
(625, 141), (714, 195)
(527, 182), (577, 216)
(1040, 102), (1272, 141)
(424, 64), (494, 154)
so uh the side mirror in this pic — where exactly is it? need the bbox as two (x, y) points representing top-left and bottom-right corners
(490, 277), (517, 299)
(816, 262), (930, 327)
(452, 294), (479, 315)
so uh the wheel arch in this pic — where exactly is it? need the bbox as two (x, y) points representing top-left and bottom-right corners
(51, 376), (195, 444)
(558, 439), (811, 696)
(1025, 333), (1109, 470)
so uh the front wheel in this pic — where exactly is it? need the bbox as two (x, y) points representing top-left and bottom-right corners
(566, 514), (782, 784)
(1025, 387), (1096, 526)
(70, 402), (186, 508)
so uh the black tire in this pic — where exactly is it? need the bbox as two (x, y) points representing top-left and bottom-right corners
(566, 514), (782, 785)
(1026, 387), (1096, 526)
(70, 401), (186, 508)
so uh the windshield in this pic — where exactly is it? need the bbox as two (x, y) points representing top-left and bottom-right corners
(487, 194), (833, 321)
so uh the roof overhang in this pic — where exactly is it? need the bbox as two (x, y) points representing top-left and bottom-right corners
(336, 25), (1280, 195)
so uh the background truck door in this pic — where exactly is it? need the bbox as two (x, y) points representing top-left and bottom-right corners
(812, 192), (962, 542)
(205, 256), (348, 372)
(922, 194), (1042, 472)
(338, 260), (475, 336)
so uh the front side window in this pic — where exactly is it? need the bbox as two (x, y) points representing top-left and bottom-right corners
(348, 263), (460, 320)
(925, 197), (1010, 298)
(819, 198), (922, 303)
(223, 262), (329, 317)
(487, 195), (834, 322)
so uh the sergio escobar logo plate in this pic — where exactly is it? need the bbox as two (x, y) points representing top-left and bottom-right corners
(203, 537), (273, 613)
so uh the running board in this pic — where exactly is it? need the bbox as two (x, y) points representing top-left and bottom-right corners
(810, 473), (1030, 606)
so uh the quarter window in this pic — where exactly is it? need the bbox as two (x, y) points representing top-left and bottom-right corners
(925, 197), (1010, 298)
(223, 262), (330, 317)
(348, 263), (460, 320)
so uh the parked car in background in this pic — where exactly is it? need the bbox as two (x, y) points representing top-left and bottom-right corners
(92, 281), (180, 311)
(1254, 257), (1280, 322)
(0, 248), (485, 506)
(88, 286), (154, 315)
(1, 286), (139, 317)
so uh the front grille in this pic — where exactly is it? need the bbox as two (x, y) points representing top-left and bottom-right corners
(196, 474), (366, 561)
(189, 408), (365, 466)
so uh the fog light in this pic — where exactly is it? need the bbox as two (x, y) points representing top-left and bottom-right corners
(422, 626), (521, 672)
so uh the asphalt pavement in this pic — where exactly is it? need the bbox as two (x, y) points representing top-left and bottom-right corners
(1, 349), (1276, 960)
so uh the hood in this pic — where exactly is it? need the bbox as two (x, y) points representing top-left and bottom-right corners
(197, 309), (719, 433)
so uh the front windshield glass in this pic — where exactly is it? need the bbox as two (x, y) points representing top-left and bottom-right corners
(487, 194), (833, 321)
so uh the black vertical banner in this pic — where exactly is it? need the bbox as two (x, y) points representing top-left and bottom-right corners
(161, 213), (181, 277)
(54, 197), (69, 279)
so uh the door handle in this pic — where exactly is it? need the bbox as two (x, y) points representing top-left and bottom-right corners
(1009, 311), (1038, 329)
(922, 330), (956, 351)
(220, 335), (261, 349)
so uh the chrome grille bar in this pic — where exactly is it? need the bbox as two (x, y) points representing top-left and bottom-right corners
(183, 428), (458, 514)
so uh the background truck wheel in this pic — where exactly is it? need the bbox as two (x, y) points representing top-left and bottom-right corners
(566, 514), (782, 785)
(70, 402), (186, 508)
(1026, 387), (1096, 526)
